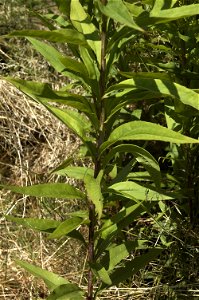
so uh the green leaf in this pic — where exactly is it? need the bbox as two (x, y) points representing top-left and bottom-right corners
(2, 77), (98, 128)
(16, 260), (69, 291)
(48, 217), (85, 239)
(97, 0), (144, 32)
(92, 263), (112, 285)
(79, 46), (100, 98)
(70, 0), (101, 63)
(103, 144), (161, 187)
(54, 0), (71, 16)
(84, 172), (103, 218)
(100, 121), (199, 154)
(106, 248), (162, 287)
(5, 29), (88, 46)
(0, 183), (85, 199)
(47, 284), (84, 300)
(44, 104), (91, 142)
(5, 216), (60, 232)
(107, 77), (199, 111)
(96, 202), (151, 258)
(100, 240), (148, 272)
(150, 3), (199, 22)
(27, 38), (87, 83)
(53, 166), (94, 180)
(108, 181), (174, 202)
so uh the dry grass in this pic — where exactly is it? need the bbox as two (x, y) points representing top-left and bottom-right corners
(0, 79), (87, 299)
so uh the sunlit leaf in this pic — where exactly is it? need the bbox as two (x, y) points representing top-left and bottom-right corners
(70, 0), (101, 63)
(0, 183), (85, 199)
(16, 260), (69, 291)
(97, 0), (144, 32)
(5, 29), (87, 45)
(48, 217), (85, 239)
(108, 181), (174, 202)
(5, 216), (60, 232)
(100, 121), (199, 154)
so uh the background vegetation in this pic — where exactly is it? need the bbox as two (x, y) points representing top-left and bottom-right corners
(0, 0), (199, 299)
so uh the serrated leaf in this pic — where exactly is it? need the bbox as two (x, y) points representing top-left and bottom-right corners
(48, 217), (84, 239)
(97, 0), (144, 32)
(47, 284), (84, 300)
(16, 260), (69, 291)
(0, 183), (85, 199)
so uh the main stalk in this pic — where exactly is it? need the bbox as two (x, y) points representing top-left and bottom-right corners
(87, 1), (107, 299)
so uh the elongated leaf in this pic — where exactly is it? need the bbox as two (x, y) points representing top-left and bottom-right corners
(103, 144), (161, 187)
(53, 166), (94, 180)
(70, 0), (101, 63)
(108, 181), (173, 202)
(106, 248), (162, 287)
(27, 38), (87, 83)
(47, 284), (84, 300)
(2, 77), (98, 128)
(5, 29), (87, 46)
(100, 240), (148, 272)
(84, 173), (103, 218)
(97, 0), (144, 32)
(5, 216), (60, 232)
(150, 3), (199, 22)
(0, 183), (85, 199)
(79, 46), (100, 98)
(92, 263), (112, 285)
(100, 121), (199, 154)
(95, 202), (152, 258)
(107, 77), (199, 111)
(44, 104), (91, 142)
(16, 260), (69, 291)
(48, 217), (84, 239)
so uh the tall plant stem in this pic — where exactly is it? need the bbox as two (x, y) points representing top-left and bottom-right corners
(87, 2), (107, 299)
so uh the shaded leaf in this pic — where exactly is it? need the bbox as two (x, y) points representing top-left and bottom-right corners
(106, 248), (162, 287)
(47, 284), (84, 300)
(103, 144), (161, 187)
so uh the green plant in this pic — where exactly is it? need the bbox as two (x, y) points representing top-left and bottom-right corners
(1, 0), (199, 299)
